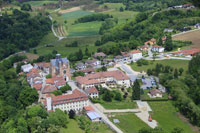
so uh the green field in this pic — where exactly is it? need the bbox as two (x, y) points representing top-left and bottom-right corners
(101, 101), (137, 109)
(109, 113), (149, 133)
(68, 21), (102, 36)
(60, 119), (84, 133)
(61, 10), (93, 19)
(24, 1), (59, 6)
(34, 36), (101, 57)
(38, 32), (58, 46)
(149, 101), (194, 133)
(130, 59), (189, 75)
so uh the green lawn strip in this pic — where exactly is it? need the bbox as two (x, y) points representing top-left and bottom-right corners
(130, 59), (189, 76)
(38, 32), (58, 46)
(109, 113), (150, 133)
(24, 1), (59, 6)
(60, 119), (84, 133)
(101, 101), (137, 109)
(149, 101), (194, 133)
(61, 10), (94, 19)
(34, 36), (101, 57)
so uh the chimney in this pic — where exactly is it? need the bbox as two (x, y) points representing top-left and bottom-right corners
(46, 97), (52, 111)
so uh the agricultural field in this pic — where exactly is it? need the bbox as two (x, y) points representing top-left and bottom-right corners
(101, 101), (137, 109)
(149, 101), (195, 133)
(109, 113), (149, 133)
(24, 1), (59, 6)
(172, 29), (200, 49)
(130, 59), (189, 76)
(61, 10), (93, 19)
(33, 36), (101, 57)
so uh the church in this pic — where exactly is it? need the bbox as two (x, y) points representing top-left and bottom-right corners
(50, 54), (71, 81)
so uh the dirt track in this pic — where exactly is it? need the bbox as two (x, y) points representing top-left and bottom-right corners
(172, 29), (200, 49)
(58, 6), (81, 14)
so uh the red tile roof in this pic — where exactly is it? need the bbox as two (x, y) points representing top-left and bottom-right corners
(130, 50), (142, 54)
(150, 89), (162, 95)
(44, 89), (88, 106)
(46, 76), (64, 85)
(152, 45), (163, 48)
(121, 52), (130, 57)
(172, 49), (200, 56)
(78, 68), (95, 73)
(43, 85), (57, 94)
(33, 84), (42, 91)
(36, 62), (50, 68)
(85, 87), (98, 94)
(84, 106), (94, 111)
(55, 80), (66, 86)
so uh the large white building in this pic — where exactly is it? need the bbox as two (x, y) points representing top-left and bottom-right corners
(75, 70), (131, 89)
(43, 89), (89, 112)
(21, 64), (33, 73)
(129, 50), (143, 61)
(151, 45), (165, 53)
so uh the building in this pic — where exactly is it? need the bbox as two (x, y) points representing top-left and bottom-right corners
(76, 62), (87, 70)
(78, 68), (95, 75)
(164, 28), (173, 32)
(93, 52), (106, 59)
(35, 62), (50, 74)
(171, 49), (200, 57)
(43, 85), (57, 94)
(129, 50), (143, 61)
(26, 68), (42, 86)
(75, 70), (131, 89)
(149, 89), (162, 98)
(151, 45), (165, 53)
(43, 89), (89, 112)
(46, 76), (66, 86)
(194, 23), (200, 29)
(33, 83), (42, 93)
(137, 44), (150, 52)
(86, 111), (102, 122)
(50, 54), (71, 81)
(85, 59), (101, 68)
(85, 87), (99, 99)
(21, 64), (33, 73)
(145, 38), (156, 45)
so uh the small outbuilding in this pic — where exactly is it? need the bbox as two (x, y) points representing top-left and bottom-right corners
(86, 111), (102, 122)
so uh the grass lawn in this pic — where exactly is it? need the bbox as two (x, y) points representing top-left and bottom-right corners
(101, 101), (137, 109)
(68, 21), (102, 36)
(130, 59), (189, 76)
(60, 119), (84, 133)
(149, 101), (194, 133)
(61, 10), (93, 19)
(38, 32), (58, 46)
(24, 1), (59, 6)
(33, 36), (101, 57)
(109, 113), (149, 133)
(140, 89), (168, 100)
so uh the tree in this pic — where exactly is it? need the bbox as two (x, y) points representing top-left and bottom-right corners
(120, 7), (124, 12)
(69, 109), (75, 119)
(52, 50), (58, 55)
(147, 69), (153, 76)
(102, 90), (113, 102)
(76, 49), (83, 60)
(179, 68), (184, 76)
(114, 92), (122, 101)
(60, 83), (72, 93)
(157, 38), (163, 46)
(21, 4), (32, 11)
(46, 74), (52, 79)
(85, 47), (90, 57)
(165, 35), (173, 51)
(33, 49), (37, 54)
(171, 127), (184, 133)
(52, 90), (62, 96)
(174, 68), (179, 78)
(191, 0), (200, 8)
(101, 66), (107, 72)
(132, 79), (140, 100)
(95, 40), (101, 46)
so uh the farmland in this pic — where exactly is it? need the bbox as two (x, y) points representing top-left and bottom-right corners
(172, 29), (200, 49)
(24, 1), (59, 6)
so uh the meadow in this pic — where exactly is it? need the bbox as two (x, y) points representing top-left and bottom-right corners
(101, 101), (137, 109)
(130, 59), (189, 75)
(24, 1), (59, 6)
(149, 101), (194, 133)
(109, 113), (149, 133)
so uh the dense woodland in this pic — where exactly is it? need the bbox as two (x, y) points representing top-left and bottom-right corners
(0, 9), (51, 60)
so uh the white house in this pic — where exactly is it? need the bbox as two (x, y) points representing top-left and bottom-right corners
(85, 87), (99, 99)
(21, 64), (33, 73)
(85, 59), (101, 68)
(151, 45), (165, 53)
(129, 50), (143, 61)
(43, 89), (89, 112)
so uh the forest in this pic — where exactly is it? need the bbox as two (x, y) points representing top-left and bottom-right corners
(0, 9), (51, 60)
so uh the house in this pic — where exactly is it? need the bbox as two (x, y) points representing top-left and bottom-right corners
(21, 64), (33, 73)
(86, 111), (102, 122)
(78, 68), (95, 75)
(85, 87), (99, 99)
(43, 89), (89, 112)
(194, 23), (200, 29)
(149, 89), (162, 98)
(151, 45), (165, 53)
(114, 55), (124, 63)
(93, 52), (106, 59)
(129, 50), (143, 61)
(55, 80), (66, 89)
(121, 52), (131, 63)
(103, 59), (114, 66)
(171, 49), (200, 57)
(50, 54), (71, 81)
(43, 85), (57, 94)
(26, 68), (42, 85)
(75, 70), (131, 89)
(84, 106), (94, 112)
(33, 83), (42, 93)
(162, 37), (166, 44)
(137, 44), (150, 52)
(164, 28), (173, 32)
(35, 62), (50, 74)
(76, 62), (87, 70)
(46, 76), (65, 86)
(144, 38), (156, 46)
(85, 59), (101, 68)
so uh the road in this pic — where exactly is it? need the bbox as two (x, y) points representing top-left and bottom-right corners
(38, 76), (46, 103)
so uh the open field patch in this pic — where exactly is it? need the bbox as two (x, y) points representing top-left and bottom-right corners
(172, 29), (200, 49)
(24, 1), (58, 6)
(149, 101), (194, 133)
(58, 6), (81, 14)
(61, 10), (93, 19)
(101, 101), (137, 109)
(109, 113), (149, 133)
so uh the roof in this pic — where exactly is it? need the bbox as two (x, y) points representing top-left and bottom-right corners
(93, 52), (106, 58)
(86, 111), (101, 120)
(75, 70), (129, 85)
(36, 62), (50, 68)
(152, 45), (163, 48)
(78, 68), (95, 73)
(55, 80), (66, 86)
(151, 38), (156, 42)
(85, 59), (99, 64)
(129, 50), (142, 54)
(46, 76), (64, 85)
(44, 89), (88, 105)
(84, 106), (94, 111)
(150, 89), (162, 95)
(43, 85), (57, 94)
(50, 57), (69, 66)
(33, 83), (42, 91)
(85, 87), (98, 94)
(21, 64), (33, 72)
(76, 62), (85, 67)
(172, 49), (200, 56)
(137, 44), (149, 49)
(121, 52), (130, 57)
